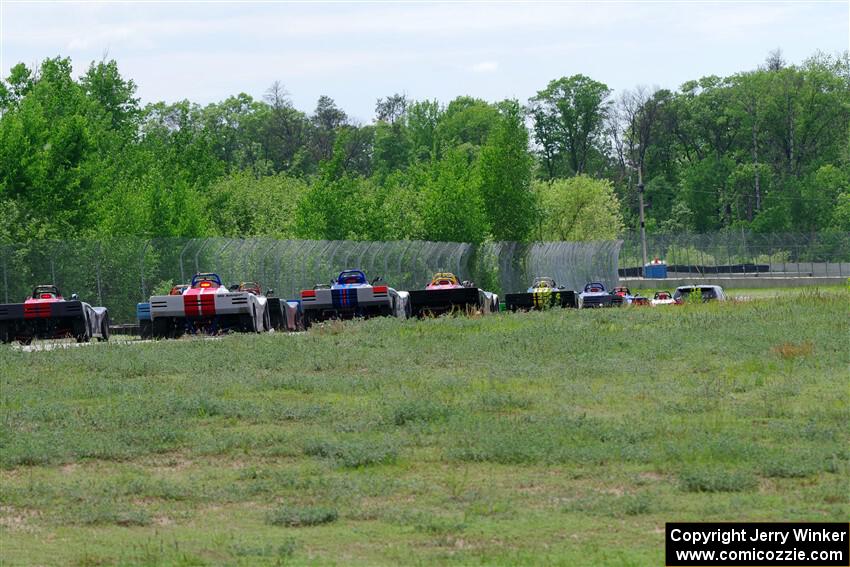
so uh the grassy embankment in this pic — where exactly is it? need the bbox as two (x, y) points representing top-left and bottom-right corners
(1, 291), (848, 565)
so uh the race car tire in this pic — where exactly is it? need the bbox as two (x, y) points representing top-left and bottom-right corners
(240, 311), (258, 333)
(21, 336), (33, 346)
(0, 324), (10, 344)
(152, 318), (172, 340)
(97, 317), (110, 342)
(263, 309), (271, 332)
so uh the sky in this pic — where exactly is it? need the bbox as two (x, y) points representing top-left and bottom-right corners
(1, 1), (848, 122)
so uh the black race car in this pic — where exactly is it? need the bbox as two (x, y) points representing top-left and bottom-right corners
(0, 285), (110, 344)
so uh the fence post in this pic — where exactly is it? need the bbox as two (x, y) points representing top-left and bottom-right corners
(139, 239), (151, 300)
(194, 238), (210, 275)
(782, 242), (787, 275)
(2, 245), (8, 303)
(725, 237), (731, 276)
(259, 240), (276, 288)
(178, 239), (194, 283)
(95, 241), (103, 306)
(213, 240), (232, 278)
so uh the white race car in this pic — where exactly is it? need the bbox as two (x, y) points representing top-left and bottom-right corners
(149, 273), (269, 338)
(300, 269), (410, 325)
(650, 290), (677, 306)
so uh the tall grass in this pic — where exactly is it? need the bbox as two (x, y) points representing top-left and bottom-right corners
(1, 293), (847, 565)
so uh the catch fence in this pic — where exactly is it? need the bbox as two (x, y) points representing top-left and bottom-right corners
(0, 238), (622, 322)
(619, 231), (850, 277)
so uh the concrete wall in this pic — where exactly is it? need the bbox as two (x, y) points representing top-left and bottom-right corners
(768, 263), (850, 277)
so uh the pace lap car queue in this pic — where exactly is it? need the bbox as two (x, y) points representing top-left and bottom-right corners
(0, 271), (726, 344)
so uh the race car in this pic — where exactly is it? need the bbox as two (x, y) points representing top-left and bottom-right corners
(267, 297), (304, 331)
(408, 272), (498, 317)
(611, 286), (634, 306)
(579, 282), (616, 308)
(149, 273), (269, 338)
(137, 284), (187, 339)
(259, 286), (305, 332)
(673, 285), (727, 303)
(299, 269), (410, 325)
(503, 277), (581, 311)
(611, 286), (649, 306)
(650, 290), (677, 306)
(0, 285), (110, 344)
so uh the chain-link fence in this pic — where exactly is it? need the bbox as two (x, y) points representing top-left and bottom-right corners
(0, 238), (622, 322)
(620, 231), (850, 277)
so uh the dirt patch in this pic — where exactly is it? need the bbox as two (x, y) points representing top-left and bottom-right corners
(638, 472), (666, 482)
(61, 463), (78, 475)
(153, 515), (174, 526)
(0, 505), (40, 532)
(147, 454), (194, 472)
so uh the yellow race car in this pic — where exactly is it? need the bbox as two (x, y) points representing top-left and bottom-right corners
(504, 277), (581, 311)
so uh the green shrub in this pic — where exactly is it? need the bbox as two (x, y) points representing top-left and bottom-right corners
(562, 492), (654, 517)
(303, 439), (398, 468)
(229, 539), (297, 558)
(623, 492), (654, 516)
(679, 468), (758, 493)
(391, 398), (451, 425)
(266, 506), (338, 527)
(758, 450), (834, 478)
(760, 459), (820, 479)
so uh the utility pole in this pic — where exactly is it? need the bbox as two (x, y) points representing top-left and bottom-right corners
(638, 174), (648, 275)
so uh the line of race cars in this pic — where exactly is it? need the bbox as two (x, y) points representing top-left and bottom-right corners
(0, 270), (726, 344)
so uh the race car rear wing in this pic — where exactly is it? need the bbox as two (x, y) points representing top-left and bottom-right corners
(408, 287), (482, 317)
(0, 300), (86, 321)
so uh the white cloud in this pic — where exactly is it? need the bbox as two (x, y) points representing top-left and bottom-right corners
(470, 61), (499, 73)
(2, 1), (846, 118)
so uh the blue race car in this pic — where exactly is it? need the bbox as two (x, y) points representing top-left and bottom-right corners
(300, 269), (410, 325)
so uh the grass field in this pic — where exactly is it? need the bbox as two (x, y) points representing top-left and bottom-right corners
(1, 291), (848, 566)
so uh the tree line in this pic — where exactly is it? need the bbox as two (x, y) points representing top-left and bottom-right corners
(1, 50), (847, 246)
